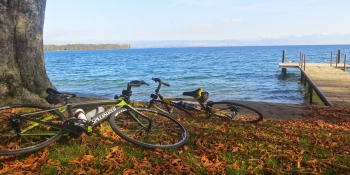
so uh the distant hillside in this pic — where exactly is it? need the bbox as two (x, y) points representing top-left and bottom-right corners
(44, 43), (131, 51)
(128, 34), (350, 48)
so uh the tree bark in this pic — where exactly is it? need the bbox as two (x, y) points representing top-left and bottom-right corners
(0, 0), (53, 105)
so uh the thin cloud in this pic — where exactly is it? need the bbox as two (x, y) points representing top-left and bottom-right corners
(199, 23), (214, 28)
(223, 18), (242, 23)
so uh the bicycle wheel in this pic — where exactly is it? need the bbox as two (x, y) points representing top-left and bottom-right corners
(209, 101), (263, 123)
(109, 107), (189, 149)
(0, 104), (65, 155)
(148, 99), (194, 118)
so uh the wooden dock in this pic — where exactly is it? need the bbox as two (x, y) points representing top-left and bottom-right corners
(279, 63), (350, 107)
(279, 62), (350, 69)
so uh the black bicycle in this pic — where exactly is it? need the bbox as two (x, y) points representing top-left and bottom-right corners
(147, 78), (263, 123)
(0, 80), (189, 155)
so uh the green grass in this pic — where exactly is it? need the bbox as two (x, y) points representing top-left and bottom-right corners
(1, 106), (350, 174)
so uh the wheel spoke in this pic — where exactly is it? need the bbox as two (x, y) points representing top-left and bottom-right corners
(0, 105), (64, 155)
(110, 107), (188, 149)
(211, 102), (263, 123)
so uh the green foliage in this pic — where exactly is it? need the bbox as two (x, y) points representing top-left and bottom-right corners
(43, 43), (131, 51)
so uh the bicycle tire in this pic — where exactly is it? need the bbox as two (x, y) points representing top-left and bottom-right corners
(148, 99), (194, 118)
(209, 101), (263, 123)
(109, 107), (189, 149)
(0, 104), (65, 155)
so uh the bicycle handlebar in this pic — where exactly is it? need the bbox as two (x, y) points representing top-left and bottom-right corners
(152, 78), (170, 87)
(128, 80), (149, 87)
(151, 78), (170, 94)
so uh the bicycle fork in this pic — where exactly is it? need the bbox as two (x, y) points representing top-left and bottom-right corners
(124, 106), (153, 133)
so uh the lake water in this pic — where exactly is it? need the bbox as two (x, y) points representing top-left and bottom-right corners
(44, 45), (350, 104)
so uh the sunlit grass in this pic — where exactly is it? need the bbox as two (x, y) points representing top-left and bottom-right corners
(1, 105), (349, 174)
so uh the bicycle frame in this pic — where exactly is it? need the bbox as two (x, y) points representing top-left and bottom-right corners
(17, 97), (150, 137)
(154, 96), (210, 116)
(1, 80), (189, 155)
(150, 78), (237, 118)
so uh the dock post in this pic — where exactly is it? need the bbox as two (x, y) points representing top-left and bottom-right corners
(309, 81), (313, 104)
(337, 50), (342, 64)
(303, 54), (306, 71)
(330, 52), (333, 67)
(344, 54), (347, 72)
(299, 52), (302, 67)
(303, 54), (307, 86)
(282, 50), (286, 74)
(300, 72), (304, 82)
(300, 53), (304, 83)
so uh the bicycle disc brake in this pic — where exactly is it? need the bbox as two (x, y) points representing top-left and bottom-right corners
(228, 105), (239, 120)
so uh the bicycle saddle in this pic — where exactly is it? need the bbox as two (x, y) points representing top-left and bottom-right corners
(46, 88), (59, 94)
(183, 88), (203, 100)
(46, 88), (76, 97)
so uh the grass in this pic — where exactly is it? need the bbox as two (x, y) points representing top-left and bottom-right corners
(0, 105), (350, 174)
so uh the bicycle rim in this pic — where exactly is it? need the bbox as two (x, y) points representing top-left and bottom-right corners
(148, 100), (194, 118)
(109, 107), (189, 149)
(0, 104), (65, 155)
(210, 102), (263, 123)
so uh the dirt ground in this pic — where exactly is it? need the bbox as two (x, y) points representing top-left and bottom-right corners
(224, 100), (317, 121)
(73, 98), (335, 121)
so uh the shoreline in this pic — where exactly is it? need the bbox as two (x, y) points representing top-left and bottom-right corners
(223, 100), (314, 121)
(72, 97), (350, 122)
(73, 97), (316, 121)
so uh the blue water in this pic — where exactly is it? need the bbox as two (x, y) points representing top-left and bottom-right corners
(44, 45), (350, 104)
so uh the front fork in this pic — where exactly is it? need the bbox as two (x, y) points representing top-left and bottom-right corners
(124, 105), (153, 133)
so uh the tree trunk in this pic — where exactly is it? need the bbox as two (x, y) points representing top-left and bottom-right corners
(0, 0), (53, 105)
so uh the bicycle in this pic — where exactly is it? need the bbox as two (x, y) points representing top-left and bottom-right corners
(147, 78), (263, 123)
(0, 80), (188, 155)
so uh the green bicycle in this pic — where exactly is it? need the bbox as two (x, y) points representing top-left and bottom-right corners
(0, 80), (189, 155)
(147, 78), (264, 123)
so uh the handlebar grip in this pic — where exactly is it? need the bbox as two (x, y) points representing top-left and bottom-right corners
(163, 82), (170, 86)
(128, 80), (149, 86)
(152, 77), (170, 86)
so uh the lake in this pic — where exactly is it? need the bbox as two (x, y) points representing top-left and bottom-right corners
(44, 45), (350, 104)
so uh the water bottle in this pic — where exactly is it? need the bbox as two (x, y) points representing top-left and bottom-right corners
(86, 106), (105, 120)
(74, 109), (87, 121)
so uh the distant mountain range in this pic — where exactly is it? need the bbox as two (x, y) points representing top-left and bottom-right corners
(128, 34), (350, 48)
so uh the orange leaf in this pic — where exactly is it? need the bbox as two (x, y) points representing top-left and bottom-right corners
(172, 159), (182, 165)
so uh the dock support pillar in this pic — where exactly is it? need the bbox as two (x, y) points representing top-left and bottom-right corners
(300, 71), (304, 83)
(308, 81), (313, 104)
(330, 52), (333, 67)
(337, 50), (342, 64)
(282, 50), (286, 74)
(344, 54), (347, 72)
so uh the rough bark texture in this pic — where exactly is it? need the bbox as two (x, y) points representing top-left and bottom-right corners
(0, 0), (53, 105)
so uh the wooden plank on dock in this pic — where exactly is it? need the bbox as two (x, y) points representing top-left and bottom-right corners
(302, 64), (350, 106)
(278, 63), (299, 68)
(279, 62), (350, 68)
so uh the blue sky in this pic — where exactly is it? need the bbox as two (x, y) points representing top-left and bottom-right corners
(44, 0), (350, 45)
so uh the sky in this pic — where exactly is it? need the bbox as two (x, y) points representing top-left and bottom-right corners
(43, 0), (350, 45)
